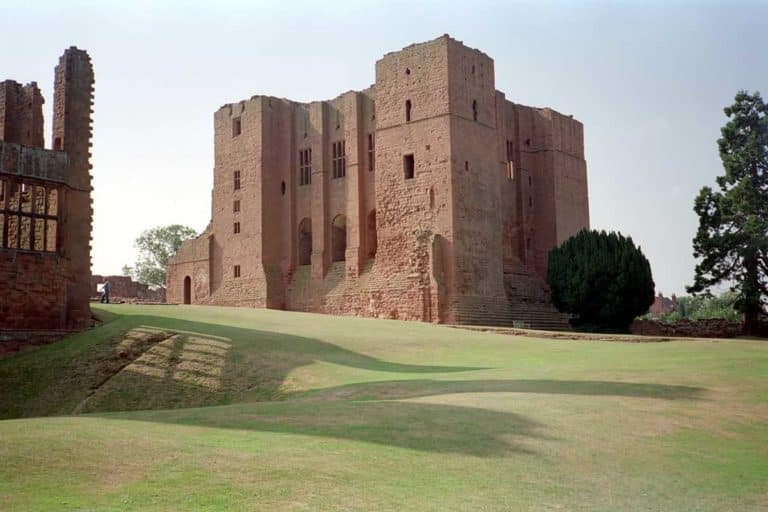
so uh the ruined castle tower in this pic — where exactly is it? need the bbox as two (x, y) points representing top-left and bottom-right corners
(52, 48), (95, 328)
(167, 36), (589, 329)
(0, 48), (94, 330)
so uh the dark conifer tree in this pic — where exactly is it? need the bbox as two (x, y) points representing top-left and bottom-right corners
(688, 91), (768, 336)
(547, 229), (655, 331)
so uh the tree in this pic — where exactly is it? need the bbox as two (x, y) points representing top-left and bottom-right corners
(547, 229), (655, 331)
(688, 91), (768, 336)
(123, 225), (197, 288)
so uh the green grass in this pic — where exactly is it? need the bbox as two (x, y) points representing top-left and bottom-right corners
(0, 304), (766, 511)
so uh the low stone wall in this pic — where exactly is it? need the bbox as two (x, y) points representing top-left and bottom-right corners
(91, 275), (166, 303)
(630, 318), (743, 338)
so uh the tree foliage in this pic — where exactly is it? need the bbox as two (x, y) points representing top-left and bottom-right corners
(547, 229), (655, 331)
(123, 225), (197, 288)
(649, 292), (741, 324)
(688, 91), (768, 335)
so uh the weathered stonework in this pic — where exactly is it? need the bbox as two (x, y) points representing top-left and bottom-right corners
(0, 48), (94, 331)
(167, 36), (589, 327)
(91, 275), (166, 303)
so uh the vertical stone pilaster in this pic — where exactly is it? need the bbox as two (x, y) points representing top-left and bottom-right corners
(345, 92), (365, 276)
(310, 102), (328, 279)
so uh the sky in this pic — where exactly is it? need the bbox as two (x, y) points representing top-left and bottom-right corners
(1, 0), (766, 296)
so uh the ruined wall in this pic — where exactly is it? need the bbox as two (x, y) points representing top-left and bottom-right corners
(0, 81), (44, 148)
(0, 253), (71, 329)
(91, 275), (166, 302)
(0, 48), (94, 331)
(166, 229), (211, 304)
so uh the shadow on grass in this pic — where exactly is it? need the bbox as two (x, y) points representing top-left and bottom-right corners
(80, 311), (707, 457)
(69, 313), (485, 414)
(101, 399), (547, 457)
(290, 378), (706, 402)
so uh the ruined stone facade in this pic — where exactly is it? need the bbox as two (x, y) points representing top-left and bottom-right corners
(167, 36), (589, 327)
(0, 48), (94, 330)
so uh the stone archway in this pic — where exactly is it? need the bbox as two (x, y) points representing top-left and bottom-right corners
(183, 275), (191, 304)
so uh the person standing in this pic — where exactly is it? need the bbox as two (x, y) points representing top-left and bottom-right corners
(101, 280), (111, 304)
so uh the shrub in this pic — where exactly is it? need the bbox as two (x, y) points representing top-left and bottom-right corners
(547, 229), (655, 332)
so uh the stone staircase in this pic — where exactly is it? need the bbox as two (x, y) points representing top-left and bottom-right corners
(506, 300), (572, 331)
(502, 259), (572, 331)
(451, 298), (516, 327)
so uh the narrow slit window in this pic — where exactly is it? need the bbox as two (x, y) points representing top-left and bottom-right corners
(234, 222), (241, 234)
(234, 170), (241, 190)
(405, 100), (412, 122)
(472, 100), (478, 121)
(506, 140), (515, 180)
(232, 117), (242, 137)
(404, 154), (415, 180)
(368, 133), (375, 172)
(233, 200), (240, 213)
(234, 265), (241, 278)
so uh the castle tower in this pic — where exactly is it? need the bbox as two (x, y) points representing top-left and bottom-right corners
(52, 47), (94, 328)
(0, 80), (45, 148)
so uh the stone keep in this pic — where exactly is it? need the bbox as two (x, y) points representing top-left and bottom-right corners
(167, 36), (589, 328)
(0, 48), (94, 330)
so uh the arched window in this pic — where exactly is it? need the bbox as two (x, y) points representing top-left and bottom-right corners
(405, 100), (412, 122)
(298, 218), (312, 266)
(183, 276), (191, 304)
(367, 210), (377, 259)
(332, 214), (347, 262)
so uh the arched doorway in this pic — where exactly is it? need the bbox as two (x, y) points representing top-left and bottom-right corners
(367, 210), (377, 259)
(298, 218), (312, 266)
(183, 276), (191, 304)
(332, 214), (347, 262)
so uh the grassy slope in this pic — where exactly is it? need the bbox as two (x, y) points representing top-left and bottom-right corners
(0, 304), (766, 511)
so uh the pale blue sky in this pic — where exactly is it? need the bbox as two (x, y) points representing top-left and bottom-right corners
(2, 0), (766, 295)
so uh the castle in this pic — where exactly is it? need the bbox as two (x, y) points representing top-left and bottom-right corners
(0, 48), (94, 330)
(167, 35), (589, 328)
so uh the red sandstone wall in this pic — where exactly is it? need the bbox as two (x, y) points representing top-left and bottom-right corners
(166, 35), (590, 327)
(209, 99), (267, 306)
(166, 230), (211, 304)
(0, 252), (70, 329)
(445, 39), (509, 322)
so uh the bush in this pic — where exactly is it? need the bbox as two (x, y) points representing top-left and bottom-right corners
(650, 292), (741, 324)
(547, 229), (655, 332)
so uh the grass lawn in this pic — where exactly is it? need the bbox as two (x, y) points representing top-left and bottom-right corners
(0, 304), (766, 511)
